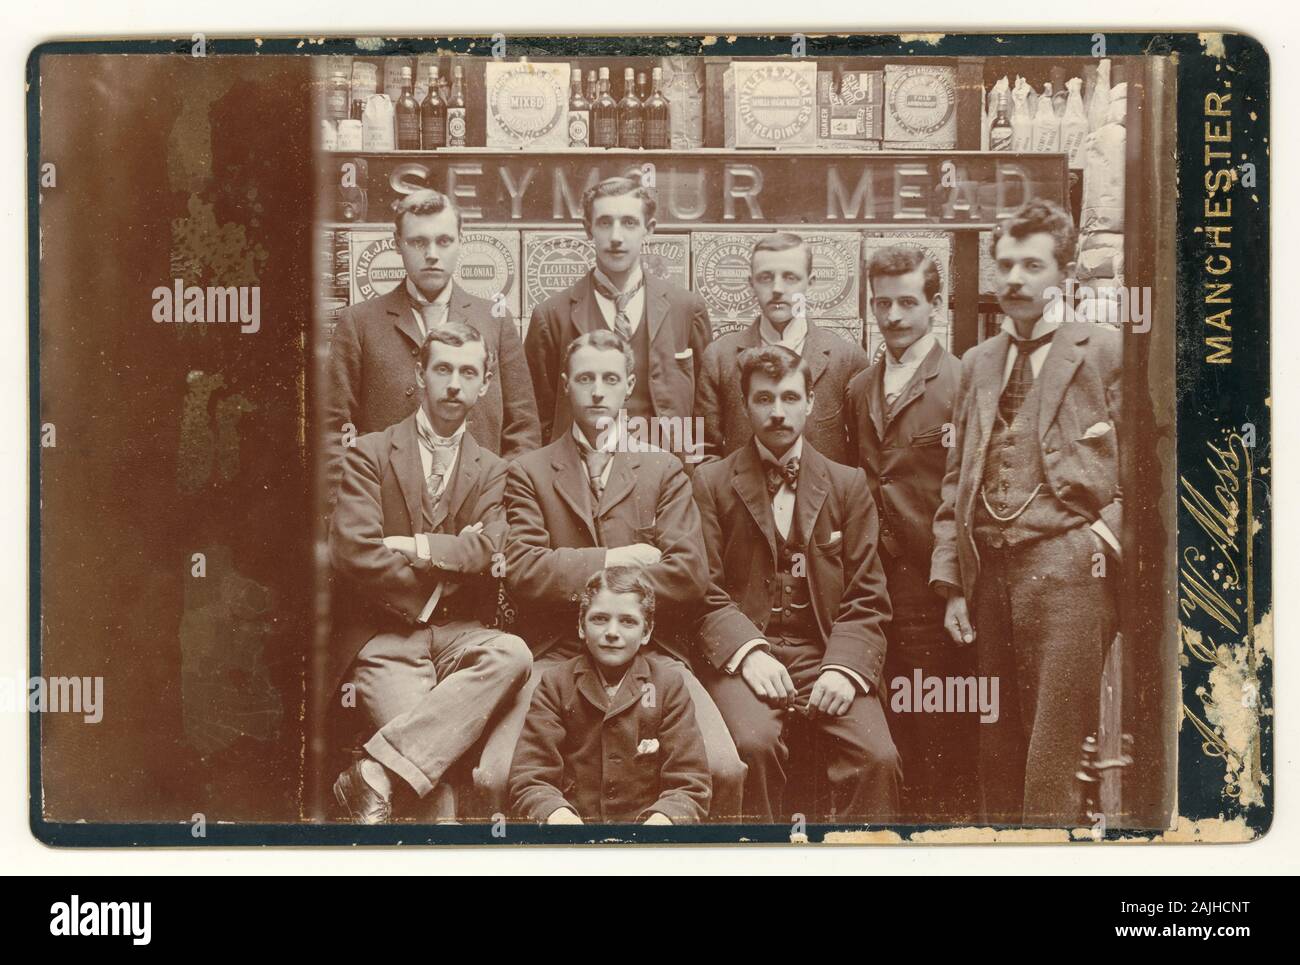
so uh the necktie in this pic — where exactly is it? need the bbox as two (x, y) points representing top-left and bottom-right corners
(416, 418), (458, 503)
(417, 298), (448, 335)
(583, 448), (612, 500)
(763, 458), (800, 497)
(426, 446), (455, 503)
(998, 331), (1056, 424)
(590, 269), (645, 343)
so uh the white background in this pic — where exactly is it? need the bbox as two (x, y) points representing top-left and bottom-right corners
(1, 0), (1294, 875)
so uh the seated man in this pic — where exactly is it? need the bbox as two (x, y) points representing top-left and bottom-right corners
(509, 566), (711, 825)
(479, 329), (745, 818)
(693, 345), (901, 823)
(330, 321), (531, 823)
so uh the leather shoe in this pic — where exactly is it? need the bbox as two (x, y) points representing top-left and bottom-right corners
(334, 759), (392, 824)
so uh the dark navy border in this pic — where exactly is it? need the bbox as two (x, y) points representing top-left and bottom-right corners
(28, 30), (1271, 847)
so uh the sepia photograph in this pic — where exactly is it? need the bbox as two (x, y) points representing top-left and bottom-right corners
(24, 26), (1271, 856)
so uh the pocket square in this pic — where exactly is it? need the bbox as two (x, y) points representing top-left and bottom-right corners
(826, 531), (843, 545)
(1082, 421), (1113, 439)
(636, 738), (660, 756)
(673, 348), (693, 360)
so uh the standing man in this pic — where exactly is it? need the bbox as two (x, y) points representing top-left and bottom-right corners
(479, 329), (745, 817)
(694, 345), (901, 823)
(695, 232), (868, 465)
(330, 322), (532, 823)
(525, 176), (712, 453)
(930, 199), (1121, 826)
(846, 246), (976, 823)
(326, 189), (541, 492)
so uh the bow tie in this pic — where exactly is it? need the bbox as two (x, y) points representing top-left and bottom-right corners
(763, 458), (800, 497)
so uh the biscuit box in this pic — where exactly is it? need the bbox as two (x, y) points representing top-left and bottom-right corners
(816, 70), (884, 141)
(883, 64), (958, 149)
(485, 61), (570, 150)
(723, 62), (818, 149)
(521, 232), (596, 327)
(455, 229), (522, 321)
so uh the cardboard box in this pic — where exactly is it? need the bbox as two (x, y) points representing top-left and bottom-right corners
(723, 62), (818, 149)
(691, 232), (762, 328)
(522, 232), (595, 324)
(804, 232), (861, 319)
(485, 61), (570, 150)
(641, 235), (692, 292)
(348, 228), (406, 304)
(816, 71), (884, 141)
(455, 229), (521, 321)
(884, 64), (958, 150)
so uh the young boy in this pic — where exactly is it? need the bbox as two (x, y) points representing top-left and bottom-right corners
(508, 566), (712, 825)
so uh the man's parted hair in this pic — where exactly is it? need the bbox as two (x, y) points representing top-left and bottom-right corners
(579, 565), (656, 635)
(393, 188), (463, 238)
(990, 198), (1077, 270)
(751, 231), (813, 276)
(581, 175), (657, 229)
(419, 319), (494, 376)
(738, 344), (812, 400)
(563, 329), (636, 378)
(867, 246), (943, 302)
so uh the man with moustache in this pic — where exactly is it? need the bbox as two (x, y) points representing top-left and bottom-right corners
(931, 199), (1122, 826)
(525, 176), (712, 455)
(477, 329), (745, 817)
(330, 321), (532, 823)
(846, 246), (976, 823)
(695, 232), (867, 466)
(694, 345), (901, 823)
(326, 189), (541, 494)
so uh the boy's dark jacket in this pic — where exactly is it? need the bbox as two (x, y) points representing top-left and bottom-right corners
(508, 651), (712, 824)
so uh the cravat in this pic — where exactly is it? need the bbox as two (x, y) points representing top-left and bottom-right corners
(416, 418), (458, 503)
(590, 269), (645, 343)
(583, 448), (612, 500)
(998, 331), (1055, 424)
(763, 458), (800, 497)
(417, 298), (448, 334)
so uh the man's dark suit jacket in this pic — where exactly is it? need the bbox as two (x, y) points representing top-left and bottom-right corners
(508, 651), (711, 824)
(695, 318), (868, 465)
(503, 432), (708, 663)
(325, 282), (542, 488)
(691, 440), (892, 690)
(930, 321), (1123, 600)
(328, 411), (508, 690)
(524, 269), (712, 444)
(846, 339), (962, 595)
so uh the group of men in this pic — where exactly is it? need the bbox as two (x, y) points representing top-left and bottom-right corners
(324, 175), (1122, 828)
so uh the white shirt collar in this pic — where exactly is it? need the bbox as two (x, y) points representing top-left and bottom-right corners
(754, 435), (803, 468)
(406, 276), (454, 308)
(884, 331), (936, 369)
(592, 260), (644, 298)
(417, 406), (466, 448)
(759, 312), (808, 354)
(571, 420), (620, 455)
(999, 296), (1064, 342)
